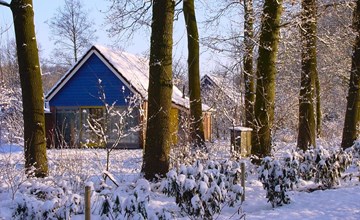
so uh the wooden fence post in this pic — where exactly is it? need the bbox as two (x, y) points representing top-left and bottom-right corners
(85, 185), (91, 220)
(241, 162), (245, 202)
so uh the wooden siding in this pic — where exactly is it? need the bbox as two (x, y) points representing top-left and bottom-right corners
(49, 53), (133, 107)
(203, 112), (212, 141)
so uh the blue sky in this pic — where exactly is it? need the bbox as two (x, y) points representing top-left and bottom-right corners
(0, 1), (151, 59)
(0, 0), (228, 73)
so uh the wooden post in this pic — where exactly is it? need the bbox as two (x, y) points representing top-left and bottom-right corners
(85, 185), (91, 220)
(241, 162), (245, 202)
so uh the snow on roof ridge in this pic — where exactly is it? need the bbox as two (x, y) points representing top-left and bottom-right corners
(94, 45), (211, 111)
(93, 44), (149, 97)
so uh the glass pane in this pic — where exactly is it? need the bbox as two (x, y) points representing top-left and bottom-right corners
(56, 108), (79, 147)
(107, 106), (140, 147)
(80, 107), (104, 147)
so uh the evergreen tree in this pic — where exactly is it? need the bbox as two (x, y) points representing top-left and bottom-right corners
(297, 0), (317, 150)
(0, 0), (48, 177)
(252, 0), (283, 157)
(183, 0), (206, 149)
(341, 0), (360, 149)
(142, 0), (175, 180)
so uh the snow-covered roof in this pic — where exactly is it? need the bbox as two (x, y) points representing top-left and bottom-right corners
(45, 45), (210, 111)
(201, 74), (243, 104)
(94, 45), (149, 97)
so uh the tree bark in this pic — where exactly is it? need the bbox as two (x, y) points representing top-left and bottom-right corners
(142, 0), (174, 180)
(10, 0), (48, 177)
(297, 0), (317, 151)
(251, 0), (283, 157)
(341, 0), (360, 149)
(315, 72), (321, 137)
(243, 0), (255, 129)
(183, 0), (205, 149)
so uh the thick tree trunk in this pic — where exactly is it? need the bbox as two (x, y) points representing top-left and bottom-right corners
(251, 0), (283, 157)
(142, 0), (174, 180)
(297, 0), (317, 151)
(243, 0), (255, 129)
(341, 0), (360, 149)
(10, 0), (48, 177)
(183, 0), (205, 149)
(315, 73), (321, 137)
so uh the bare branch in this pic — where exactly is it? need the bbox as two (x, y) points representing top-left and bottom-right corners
(47, 0), (97, 66)
(0, 1), (10, 7)
(105, 0), (152, 42)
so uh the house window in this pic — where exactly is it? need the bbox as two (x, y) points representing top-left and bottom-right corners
(55, 108), (79, 147)
(107, 106), (140, 148)
(54, 105), (140, 148)
(80, 107), (105, 147)
(80, 106), (140, 148)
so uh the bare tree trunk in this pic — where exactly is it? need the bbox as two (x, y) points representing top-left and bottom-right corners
(71, 7), (78, 63)
(251, 0), (283, 157)
(315, 73), (321, 137)
(48, 0), (96, 66)
(142, 0), (175, 180)
(243, 0), (255, 129)
(10, 0), (48, 177)
(341, 0), (360, 149)
(183, 0), (205, 149)
(297, 0), (317, 151)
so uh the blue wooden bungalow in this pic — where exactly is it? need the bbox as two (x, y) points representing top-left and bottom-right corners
(45, 45), (212, 149)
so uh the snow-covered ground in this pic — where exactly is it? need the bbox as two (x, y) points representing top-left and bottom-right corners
(0, 141), (359, 219)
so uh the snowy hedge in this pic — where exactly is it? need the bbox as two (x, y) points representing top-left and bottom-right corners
(160, 160), (244, 219)
(258, 146), (353, 207)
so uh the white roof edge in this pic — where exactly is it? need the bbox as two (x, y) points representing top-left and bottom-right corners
(45, 47), (140, 102)
(45, 48), (95, 101)
(93, 50), (140, 96)
(45, 44), (210, 112)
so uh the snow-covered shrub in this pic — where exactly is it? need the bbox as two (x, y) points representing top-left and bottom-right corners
(12, 179), (85, 219)
(315, 148), (351, 188)
(170, 143), (209, 170)
(351, 140), (360, 159)
(124, 179), (150, 219)
(258, 147), (353, 207)
(258, 155), (299, 207)
(49, 150), (97, 194)
(0, 155), (30, 200)
(93, 178), (156, 219)
(351, 140), (360, 180)
(298, 149), (317, 181)
(283, 152), (300, 189)
(0, 87), (23, 145)
(160, 160), (244, 219)
(298, 146), (352, 188)
(153, 208), (175, 220)
(53, 194), (84, 219)
(13, 196), (43, 220)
